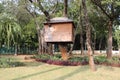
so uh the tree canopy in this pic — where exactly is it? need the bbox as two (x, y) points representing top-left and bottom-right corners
(0, 0), (120, 56)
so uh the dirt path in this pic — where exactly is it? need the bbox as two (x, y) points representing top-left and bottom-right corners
(0, 54), (36, 62)
(15, 55), (36, 62)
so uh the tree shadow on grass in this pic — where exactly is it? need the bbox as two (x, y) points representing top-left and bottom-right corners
(12, 66), (64, 80)
(54, 66), (89, 80)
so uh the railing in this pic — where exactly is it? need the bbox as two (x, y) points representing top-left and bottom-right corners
(0, 47), (37, 55)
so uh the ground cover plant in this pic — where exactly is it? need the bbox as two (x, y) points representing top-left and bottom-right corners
(0, 56), (24, 68)
(34, 54), (120, 67)
(0, 55), (120, 80)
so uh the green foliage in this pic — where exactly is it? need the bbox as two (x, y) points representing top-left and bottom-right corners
(16, 8), (32, 27)
(94, 56), (108, 64)
(0, 3), (4, 13)
(34, 54), (120, 65)
(35, 54), (51, 60)
(94, 55), (120, 64)
(0, 12), (22, 48)
(0, 0), (38, 52)
(114, 27), (120, 48)
(105, 57), (120, 64)
(0, 57), (24, 68)
(69, 56), (89, 62)
(35, 54), (89, 62)
(0, 0), (120, 53)
(34, 54), (62, 60)
(110, 56), (120, 64)
(50, 54), (62, 60)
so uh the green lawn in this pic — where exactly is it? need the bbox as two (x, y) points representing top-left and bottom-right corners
(0, 64), (120, 80)
(0, 55), (120, 80)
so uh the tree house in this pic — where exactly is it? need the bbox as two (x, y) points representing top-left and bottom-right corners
(44, 17), (75, 43)
(44, 17), (75, 60)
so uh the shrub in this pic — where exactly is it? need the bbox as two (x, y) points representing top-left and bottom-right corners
(110, 56), (120, 64)
(34, 54), (120, 66)
(0, 57), (24, 68)
(94, 56), (107, 64)
(69, 56), (89, 62)
(34, 54), (50, 60)
(34, 54), (62, 61)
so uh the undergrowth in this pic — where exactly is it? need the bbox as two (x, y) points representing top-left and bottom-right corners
(0, 57), (24, 68)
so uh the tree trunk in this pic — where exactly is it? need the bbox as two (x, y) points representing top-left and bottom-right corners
(92, 31), (96, 54)
(99, 38), (102, 50)
(118, 47), (120, 54)
(14, 44), (18, 56)
(80, 30), (84, 55)
(82, 0), (96, 71)
(47, 43), (53, 55)
(90, 0), (114, 59)
(107, 20), (113, 59)
(34, 18), (42, 54)
(25, 2), (42, 54)
(59, 43), (68, 61)
(28, 0), (53, 55)
(57, 0), (68, 60)
(79, 5), (84, 55)
(64, 0), (68, 17)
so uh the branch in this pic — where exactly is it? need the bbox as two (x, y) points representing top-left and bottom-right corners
(91, 0), (112, 20)
(64, 0), (68, 17)
(37, 0), (50, 21)
(111, 2), (115, 19)
(51, 1), (59, 14)
(29, 0), (33, 3)
(29, 0), (50, 21)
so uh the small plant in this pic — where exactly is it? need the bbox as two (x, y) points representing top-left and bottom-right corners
(94, 56), (107, 64)
(34, 54), (62, 60)
(34, 54), (50, 60)
(111, 56), (120, 64)
(50, 55), (62, 61)
(69, 56), (89, 62)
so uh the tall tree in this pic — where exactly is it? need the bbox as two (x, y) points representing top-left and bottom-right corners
(82, 0), (96, 71)
(0, 0), (22, 49)
(79, 0), (84, 54)
(91, 0), (120, 59)
(27, 0), (55, 55)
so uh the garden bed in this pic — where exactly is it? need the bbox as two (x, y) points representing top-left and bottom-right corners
(36, 59), (120, 67)
(36, 59), (88, 66)
(34, 54), (120, 67)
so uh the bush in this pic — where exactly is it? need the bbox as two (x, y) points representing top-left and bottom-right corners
(34, 54), (120, 66)
(34, 54), (62, 61)
(0, 57), (24, 68)
(110, 56), (120, 64)
(94, 56), (107, 64)
(69, 56), (89, 62)
(34, 54), (50, 60)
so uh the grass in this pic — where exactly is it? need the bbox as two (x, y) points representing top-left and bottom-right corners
(0, 55), (42, 67)
(0, 64), (120, 80)
(0, 56), (25, 68)
(0, 55), (120, 80)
